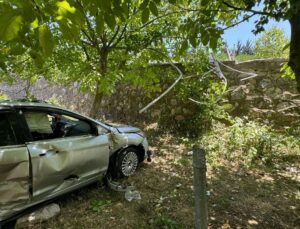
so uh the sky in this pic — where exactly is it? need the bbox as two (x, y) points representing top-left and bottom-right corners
(223, 8), (291, 48)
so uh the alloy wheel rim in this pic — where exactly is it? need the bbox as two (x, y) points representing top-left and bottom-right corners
(121, 151), (138, 176)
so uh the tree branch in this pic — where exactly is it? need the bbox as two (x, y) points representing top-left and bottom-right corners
(81, 38), (94, 47)
(111, 24), (128, 48)
(81, 29), (96, 46)
(107, 26), (120, 47)
(139, 48), (183, 114)
(81, 41), (91, 61)
(222, 13), (256, 31)
(222, 1), (275, 17)
(75, 0), (100, 51)
(139, 11), (180, 30)
(175, 5), (236, 13)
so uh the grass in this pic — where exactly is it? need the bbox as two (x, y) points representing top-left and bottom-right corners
(23, 119), (300, 229)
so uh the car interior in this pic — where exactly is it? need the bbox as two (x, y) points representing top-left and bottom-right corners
(24, 111), (94, 141)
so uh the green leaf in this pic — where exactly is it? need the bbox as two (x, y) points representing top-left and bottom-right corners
(141, 8), (150, 24)
(29, 49), (44, 67)
(105, 13), (116, 30)
(39, 25), (54, 56)
(180, 40), (188, 53)
(56, 1), (76, 20)
(10, 44), (26, 55)
(0, 12), (22, 41)
(30, 18), (39, 29)
(201, 33), (209, 46)
(140, 0), (149, 10)
(282, 43), (290, 51)
(99, 0), (111, 10)
(210, 37), (218, 51)
(96, 14), (105, 34)
(189, 37), (197, 48)
(57, 1), (76, 15)
(149, 1), (158, 16)
(58, 20), (80, 41)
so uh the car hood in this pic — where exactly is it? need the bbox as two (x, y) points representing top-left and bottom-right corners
(116, 125), (141, 133)
(103, 122), (141, 133)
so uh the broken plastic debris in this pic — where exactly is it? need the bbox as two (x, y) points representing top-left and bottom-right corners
(16, 204), (60, 227)
(125, 188), (141, 202)
(187, 151), (193, 156)
(107, 176), (141, 202)
(158, 196), (167, 204)
(176, 183), (182, 188)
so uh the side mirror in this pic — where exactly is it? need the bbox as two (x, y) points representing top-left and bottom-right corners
(97, 126), (109, 135)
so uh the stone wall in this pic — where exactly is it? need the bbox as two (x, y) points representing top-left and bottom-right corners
(1, 58), (299, 127)
(221, 58), (300, 126)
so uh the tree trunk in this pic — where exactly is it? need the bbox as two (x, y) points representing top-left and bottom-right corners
(288, 8), (300, 92)
(89, 49), (108, 118)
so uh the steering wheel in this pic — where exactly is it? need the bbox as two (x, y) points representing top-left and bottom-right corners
(62, 123), (79, 137)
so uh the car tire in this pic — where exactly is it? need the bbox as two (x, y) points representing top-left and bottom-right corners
(116, 147), (139, 177)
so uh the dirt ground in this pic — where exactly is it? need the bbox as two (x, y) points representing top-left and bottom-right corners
(21, 125), (300, 229)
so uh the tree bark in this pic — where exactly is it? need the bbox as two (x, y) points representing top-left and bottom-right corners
(288, 8), (300, 92)
(89, 49), (108, 118)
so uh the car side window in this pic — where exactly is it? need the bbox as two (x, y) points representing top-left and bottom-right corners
(24, 111), (94, 141)
(0, 113), (17, 146)
(54, 114), (93, 137)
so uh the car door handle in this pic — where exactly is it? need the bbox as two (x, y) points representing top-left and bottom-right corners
(39, 150), (59, 157)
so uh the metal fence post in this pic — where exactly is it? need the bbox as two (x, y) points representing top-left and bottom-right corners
(193, 146), (208, 229)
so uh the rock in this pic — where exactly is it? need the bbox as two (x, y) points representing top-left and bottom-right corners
(115, 202), (123, 209)
(16, 203), (60, 228)
(259, 79), (272, 91)
(175, 115), (184, 121)
(230, 85), (247, 101)
(182, 108), (189, 114)
(276, 102), (291, 111)
(151, 110), (161, 117)
(248, 219), (259, 225)
(170, 99), (177, 106)
(274, 88), (283, 96)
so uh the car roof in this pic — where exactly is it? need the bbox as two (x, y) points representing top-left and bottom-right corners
(0, 100), (59, 109)
(0, 100), (112, 130)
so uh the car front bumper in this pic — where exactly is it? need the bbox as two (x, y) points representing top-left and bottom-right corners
(141, 138), (152, 162)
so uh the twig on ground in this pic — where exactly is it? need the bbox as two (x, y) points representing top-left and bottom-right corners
(188, 98), (206, 105)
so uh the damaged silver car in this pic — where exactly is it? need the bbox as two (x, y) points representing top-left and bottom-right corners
(0, 101), (150, 227)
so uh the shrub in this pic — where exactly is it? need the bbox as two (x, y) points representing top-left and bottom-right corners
(202, 118), (300, 168)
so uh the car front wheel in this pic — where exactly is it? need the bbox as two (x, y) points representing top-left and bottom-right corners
(117, 147), (139, 177)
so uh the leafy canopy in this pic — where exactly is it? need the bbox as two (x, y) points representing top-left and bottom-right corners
(0, 0), (298, 96)
(255, 26), (289, 58)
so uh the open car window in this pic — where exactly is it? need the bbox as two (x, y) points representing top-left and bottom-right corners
(0, 113), (17, 147)
(24, 110), (95, 141)
(24, 112), (53, 134)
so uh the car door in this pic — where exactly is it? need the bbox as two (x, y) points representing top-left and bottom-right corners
(22, 108), (110, 199)
(0, 110), (30, 216)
